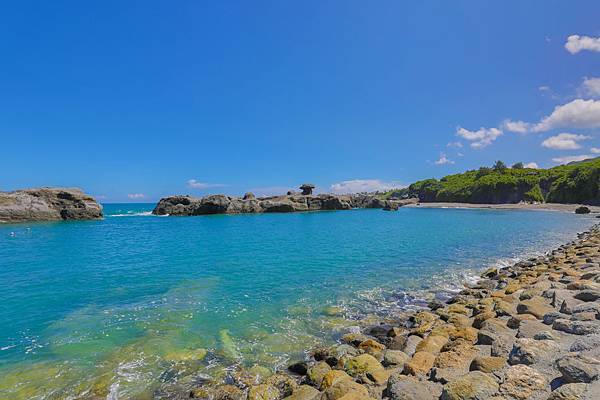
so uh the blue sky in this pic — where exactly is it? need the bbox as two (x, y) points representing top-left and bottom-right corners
(1, 1), (599, 202)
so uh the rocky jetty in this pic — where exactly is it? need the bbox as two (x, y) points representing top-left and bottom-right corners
(0, 187), (103, 223)
(153, 186), (416, 216)
(188, 225), (600, 400)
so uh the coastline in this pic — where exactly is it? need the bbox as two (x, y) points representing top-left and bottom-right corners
(405, 202), (600, 213)
(190, 223), (600, 400)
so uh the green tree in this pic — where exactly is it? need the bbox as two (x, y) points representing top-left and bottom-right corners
(493, 160), (507, 172)
(512, 162), (524, 169)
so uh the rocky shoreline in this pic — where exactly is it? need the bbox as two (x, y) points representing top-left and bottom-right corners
(152, 189), (416, 216)
(0, 187), (103, 223)
(186, 224), (600, 400)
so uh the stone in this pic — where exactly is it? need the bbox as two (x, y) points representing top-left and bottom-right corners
(434, 343), (479, 369)
(507, 313), (537, 329)
(248, 384), (280, 400)
(547, 383), (587, 400)
(299, 184), (315, 196)
(358, 339), (385, 357)
(469, 356), (506, 373)
(574, 290), (600, 302)
(320, 370), (352, 390)
(517, 297), (554, 319)
(387, 374), (436, 400)
(447, 304), (471, 316)
(415, 335), (448, 354)
(575, 206), (591, 214)
(477, 319), (512, 346)
(382, 350), (410, 367)
(500, 365), (548, 400)
(195, 384), (245, 400)
(266, 374), (298, 397)
(570, 334), (600, 352)
(366, 367), (392, 385)
(404, 351), (436, 375)
(553, 319), (600, 335)
(508, 338), (559, 365)
(344, 354), (382, 377)
(0, 187), (103, 222)
(556, 354), (600, 383)
(402, 335), (422, 357)
(473, 311), (497, 329)
(543, 312), (563, 325)
(448, 313), (472, 328)
(322, 379), (370, 400)
(440, 371), (499, 400)
(307, 361), (331, 387)
(283, 385), (321, 400)
(288, 361), (308, 375)
(516, 319), (549, 338)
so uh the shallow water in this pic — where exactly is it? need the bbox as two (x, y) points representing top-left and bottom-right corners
(0, 205), (595, 398)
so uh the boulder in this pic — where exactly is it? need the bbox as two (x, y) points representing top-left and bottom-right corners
(469, 356), (506, 373)
(508, 338), (559, 365)
(0, 187), (103, 222)
(404, 351), (435, 375)
(440, 371), (499, 400)
(387, 374), (436, 400)
(499, 365), (549, 400)
(283, 385), (321, 400)
(547, 383), (587, 400)
(517, 297), (554, 319)
(556, 354), (600, 383)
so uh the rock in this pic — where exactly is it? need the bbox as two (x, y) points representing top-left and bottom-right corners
(517, 297), (554, 319)
(516, 319), (549, 338)
(415, 335), (448, 354)
(547, 383), (587, 400)
(574, 290), (600, 302)
(358, 339), (386, 357)
(477, 319), (512, 346)
(575, 206), (591, 214)
(404, 351), (436, 375)
(434, 342), (479, 369)
(322, 379), (370, 400)
(402, 335), (422, 357)
(382, 350), (410, 367)
(543, 312), (563, 325)
(508, 313), (537, 329)
(469, 356), (506, 373)
(299, 184), (315, 196)
(288, 361), (308, 376)
(320, 370), (352, 390)
(570, 334), (600, 352)
(553, 319), (600, 335)
(266, 374), (298, 397)
(243, 192), (256, 200)
(0, 187), (103, 222)
(508, 338), (559, 365)
(344, 354), (382, 377)
(248, 384), (280, 400)
(387, 374), (436, 400)
(556, 354), (600, 383)
(307, 361), (331, 387)
(283, 385), (321, 400)
(440, 371), (499, 400)
(192, 384), (245, 400)
(473, 311), (497, 329)
(500, 365), (548, 400)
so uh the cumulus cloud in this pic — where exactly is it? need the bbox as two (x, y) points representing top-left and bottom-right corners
(591, 147), (600, 154)
(541, 133), (591, 150)
(330, 179), (403, 194)
(503, 120), (532, 134)
(456, 126), (503, 148)
(447, 141), (463, 148)
(186, 179), (228, 189)
(523, 162), (539, 169)
(580, 77), (600, 98)
(565, 35), (600, 54)
(127, 193), (145, 199)
(533, 99), (600, 132)
(435, 153), (454, 165)
(552, 154), (592, 164)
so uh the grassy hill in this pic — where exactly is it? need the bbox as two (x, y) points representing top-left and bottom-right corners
(393, 158), (600, 205)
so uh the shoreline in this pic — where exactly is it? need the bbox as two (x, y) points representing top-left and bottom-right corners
(190, 224), (600, 400)
(405, 202), (600, 213)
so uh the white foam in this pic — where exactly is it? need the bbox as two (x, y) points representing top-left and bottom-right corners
(108, 211), (154, 217)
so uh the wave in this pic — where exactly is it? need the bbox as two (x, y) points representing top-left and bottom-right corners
(108, 211), (155, 217)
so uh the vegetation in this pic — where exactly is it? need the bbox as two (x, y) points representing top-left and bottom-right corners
(398, 157), (600, 205)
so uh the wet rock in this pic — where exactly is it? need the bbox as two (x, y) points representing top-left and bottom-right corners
(248, 384), (280, 400)
(266, 374), (298, 397)
(283, 385), (320, 400)
(499, 364), (549, 400)
(288, 362), (308, 376)
(307, 361), (331, 387)
(508, 338), (560, 365)
(387, 374), (436, 400)
(191, 384), (245, 400)
(469, 356), (506, 373)
(556, 353), (600, 383)
(344, 354), (382, 377)
(320, 370), (352, 390)
(358, 339), (386, 358)
(440, 371), (499, 400)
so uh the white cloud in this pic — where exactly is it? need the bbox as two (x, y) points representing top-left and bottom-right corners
(591, 147), (600, 154)
(447, 141), (463, 148)
(523, 162), (539, 169)
(552, 155), (592, 164)
(330, 179), (403, 194)
(580, 77), (600, 98)
(503, 119), (532, 134)
(186, 179), (228, 189)
(435, 153), (454, 165)
(456, 126), (503, 148)
(565, 35), (600, 54)
(127, 193), (145, 199)
(533, 99), (600, 132)
(538, 86), (551, 92)
(541, 133), (591, 150)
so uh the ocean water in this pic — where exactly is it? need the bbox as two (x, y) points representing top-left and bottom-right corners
(0, 204), (595, 399)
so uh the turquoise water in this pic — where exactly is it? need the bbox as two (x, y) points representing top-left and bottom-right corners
(0, 204), (595, 398)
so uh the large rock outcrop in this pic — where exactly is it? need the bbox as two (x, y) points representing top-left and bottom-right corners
(152, 193), (416, 216)
(0, 188), (103, 223)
